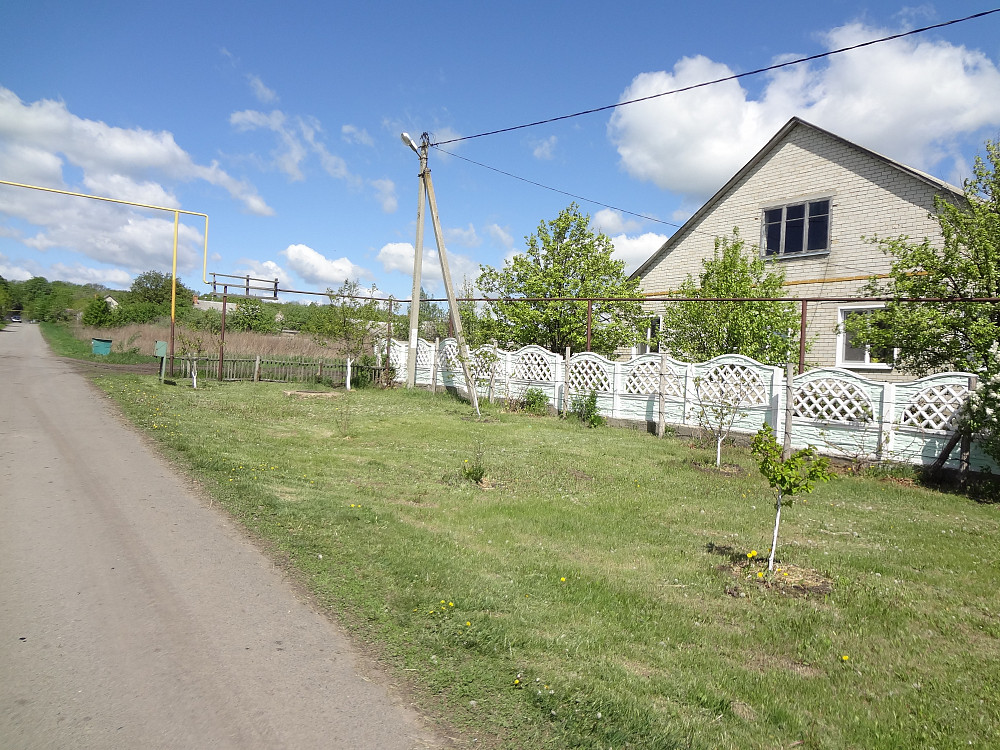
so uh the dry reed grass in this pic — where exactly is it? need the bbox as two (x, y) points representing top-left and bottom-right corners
(72, 322), (352, 360)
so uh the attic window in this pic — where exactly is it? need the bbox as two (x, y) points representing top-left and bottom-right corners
(762, 199), (830, 257)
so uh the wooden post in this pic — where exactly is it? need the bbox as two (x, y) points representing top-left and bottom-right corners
(430, 338), (439, 394)
(218, 293), (228, 381)
(657, 351), (668, 438)
(783, 362), (795, 459)
(253, 355), (261, 383)
(562, 346), (571, 416)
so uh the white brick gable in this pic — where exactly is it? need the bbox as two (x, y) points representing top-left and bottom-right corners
(634, 118), (961, 380)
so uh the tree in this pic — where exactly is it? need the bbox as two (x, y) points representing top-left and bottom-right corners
(477, 203), (643, 356)
(658, 230), (801, 365)
(128, 270), (195, 310)
(82, 296), (114, 327)
(303, 280), (385, 360)
(845, 140), (1000, 376)
(751, 425), (833, 572)
(228, 298), (279, 334)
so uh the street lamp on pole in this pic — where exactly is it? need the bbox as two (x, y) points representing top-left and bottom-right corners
(401, 132), (427, 389)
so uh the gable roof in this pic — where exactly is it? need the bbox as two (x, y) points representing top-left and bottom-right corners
(631, 117), (963, 279)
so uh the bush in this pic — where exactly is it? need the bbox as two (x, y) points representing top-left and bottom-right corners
(523, 387), (549, 416)
(569, 390), (604, 428)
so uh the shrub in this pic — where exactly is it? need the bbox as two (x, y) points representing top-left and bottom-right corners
(569, 390), (604, 428)
(523, 388), (549, 416)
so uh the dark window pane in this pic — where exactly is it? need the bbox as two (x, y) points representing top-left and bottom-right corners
(786, 204), (805, 220)
(809, 200), (829, 216)
(807, 213), (829, 251)
(765, 208), (783, 223)
(765, 222), (782, 254)
(785, 216), (804, 253)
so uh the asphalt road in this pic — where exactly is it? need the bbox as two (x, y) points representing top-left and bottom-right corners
(0, 323), (445, 749)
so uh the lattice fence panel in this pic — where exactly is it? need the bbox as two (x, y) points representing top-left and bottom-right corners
(696, 364), (768, 406)
(794, 378), (873, 423)
(625, 360), (682, 396)
(470, 347), (500, 381)
(568, 359), (611, 393)
(439, 341), (460, 372)
(512, 351), (552, 382)
(899, 383), (969, 431)
(416, 341), (434, 369)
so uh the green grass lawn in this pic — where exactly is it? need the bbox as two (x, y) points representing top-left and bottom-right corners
(96, 377), (1000, 749)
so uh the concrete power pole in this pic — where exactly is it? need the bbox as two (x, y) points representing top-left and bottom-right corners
(401, 132), (481, 417)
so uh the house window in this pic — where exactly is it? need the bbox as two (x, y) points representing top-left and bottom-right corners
(763, 199), (830, 257)
(838, 308), (895, 368)
(637, 316), (661, 355)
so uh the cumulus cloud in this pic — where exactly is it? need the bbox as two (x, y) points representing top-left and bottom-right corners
(342, 124), (374, 146)
(368, 178), (397, 213)
(592, 209), (642, 236)
(0, 86), (272, 274)
(247, 74), (278, 104)
(608, 232), (669, 274)
(445, 223), (481, 248)
(231, 108), (360, 187)
(376, 241), (478, 293)
(49, 262), (133, 288)
(530, 135), (557, 160)
(486, 223), (514, 248)
(233, 259), (293, 288)
(281, 243), (372, 285)
(608, 21), (1000, 199)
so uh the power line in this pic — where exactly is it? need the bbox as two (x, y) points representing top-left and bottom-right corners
(431, 146), (681, 229)
(430, 8), (1000, 147)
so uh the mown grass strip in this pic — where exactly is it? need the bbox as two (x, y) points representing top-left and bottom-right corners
(97, 376), (1000, 749)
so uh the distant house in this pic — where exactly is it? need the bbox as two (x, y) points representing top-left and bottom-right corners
(104, 295), (119, 309)
(631, 117), (963, 380)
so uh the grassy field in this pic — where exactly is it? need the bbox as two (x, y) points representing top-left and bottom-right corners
(94, 376), (1000, 749)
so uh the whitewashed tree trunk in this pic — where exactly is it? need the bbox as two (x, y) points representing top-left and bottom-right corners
(768, 491), (783, 571)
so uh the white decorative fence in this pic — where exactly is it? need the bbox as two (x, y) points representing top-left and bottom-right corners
(389, 338), (994, 472)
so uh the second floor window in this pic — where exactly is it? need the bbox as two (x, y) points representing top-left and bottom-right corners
(763, 199), (830, 257)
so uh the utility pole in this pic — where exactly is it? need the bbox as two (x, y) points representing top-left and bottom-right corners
(400, 132), (480, 416)
(401, 133), (426, 388)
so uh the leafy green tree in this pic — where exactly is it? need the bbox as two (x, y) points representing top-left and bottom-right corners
(303, 280), (385, 360)
(128, 270), (195, 310)
(845, 140), (1000, 376)
(658, 230), (801, 365)
(477, 203), (643, 356)
(82, 296), (114, 327)
(751, 425), (833, 572)
(228, 297), (279, 334)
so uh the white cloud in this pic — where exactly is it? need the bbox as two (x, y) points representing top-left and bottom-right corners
(342, 124), (374, 146)
(49, 263), (133, 288)
(531, 135), (557, 160)
(376, 241), (478, 293)
(0, 86), (272, 275)
(608, 21), (1000, 199)
(281, 243), (372, 285)
(445, 223), (480, 248)
(233, 259), (292, 287)
(231, 108), (360, 186)
(608, 232), (669, 274)
(592, 209), (642, 236)
(247, 74), (278, 104)
(486, 223), (514, 248)
(368, 178), (397, 213)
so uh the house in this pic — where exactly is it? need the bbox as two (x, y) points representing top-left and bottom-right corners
(631, 117), (963, 380)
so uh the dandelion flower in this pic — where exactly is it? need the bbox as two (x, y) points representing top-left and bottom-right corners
(841, 655), (849, 662)
(466, 621), (471, 626)
(560, 577), (566, 582)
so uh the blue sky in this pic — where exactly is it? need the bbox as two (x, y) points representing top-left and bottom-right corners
(2, 1), (1000, 302)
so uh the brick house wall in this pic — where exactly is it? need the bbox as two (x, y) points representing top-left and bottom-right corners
(633, 118), (961, 381)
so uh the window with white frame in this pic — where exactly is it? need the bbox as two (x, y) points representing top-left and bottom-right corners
(762, 198), (831, 257)
(636, 315), (661, 355)
(837, 308), (895, 368)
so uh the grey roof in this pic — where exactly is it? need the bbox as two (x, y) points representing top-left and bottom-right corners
(631, 117), (963, 280)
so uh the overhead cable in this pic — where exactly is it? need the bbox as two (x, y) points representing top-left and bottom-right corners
(430, 8), (1000, 147)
